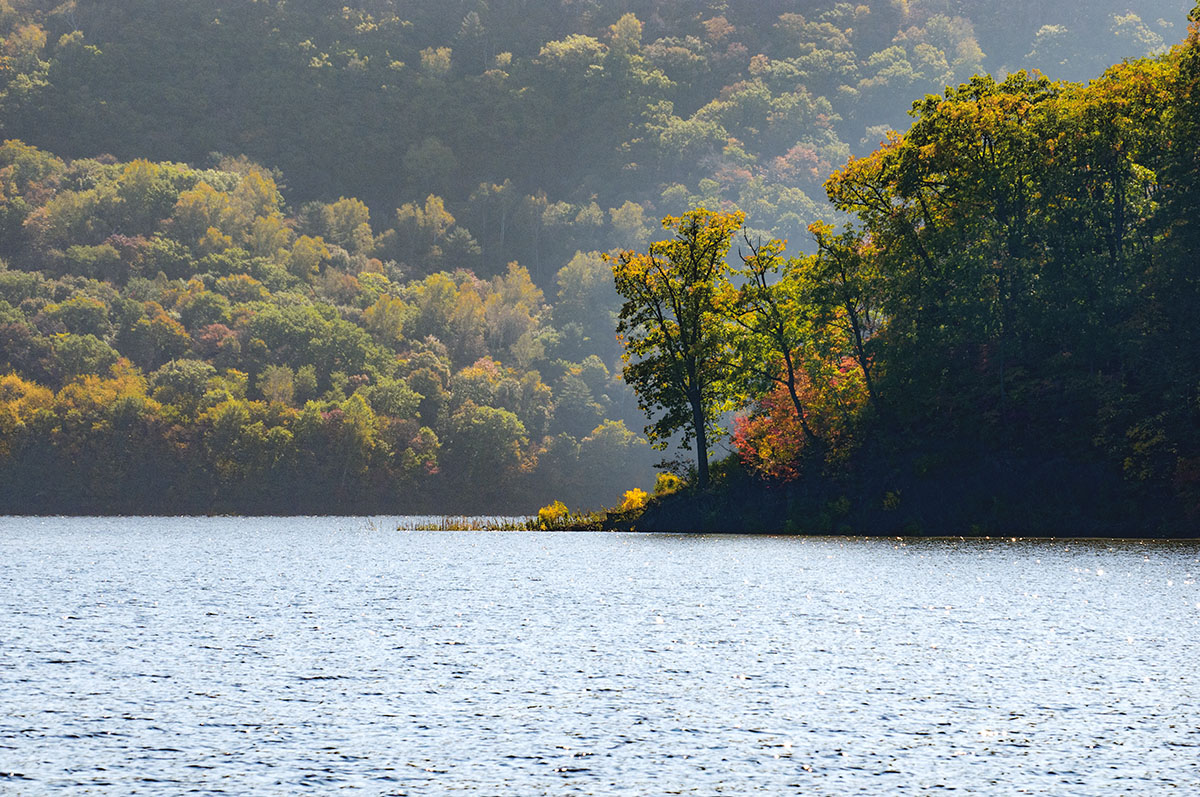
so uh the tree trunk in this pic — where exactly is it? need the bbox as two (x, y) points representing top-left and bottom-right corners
(690, 390), (710, 489)
(780, 348), (820, 448)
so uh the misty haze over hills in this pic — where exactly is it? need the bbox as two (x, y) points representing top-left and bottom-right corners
(2, 1), (1187, 263)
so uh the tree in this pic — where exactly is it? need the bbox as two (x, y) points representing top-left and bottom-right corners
(45, 295), (110, 337)
(608, 207), (743, 488)
(552, 250), (621, 360)
(321, 197), (373, 253)
(258, 364), (295, 406)
(806, 223), (882, 414)
(720, 228), (881, 474)
(50, 333), (119, 385)
(151, 358), (217, 417)
(719, 236), (821, 449)
(825, 72), (1068, 414)
(392, 195), (457, 269)
(441, 401), (527, 493)
(287, 235), (329, 278)
(363, 294), (410, 346)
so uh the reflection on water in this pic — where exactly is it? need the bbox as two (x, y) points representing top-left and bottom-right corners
(1, 518), (1198, 794)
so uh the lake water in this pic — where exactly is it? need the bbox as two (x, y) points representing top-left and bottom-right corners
(1, 517), (1198, 795)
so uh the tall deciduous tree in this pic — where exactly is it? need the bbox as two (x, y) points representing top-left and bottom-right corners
(719, 236), (821, 449)
(806, 222), (882, 414)
(609, 208), (743, 488)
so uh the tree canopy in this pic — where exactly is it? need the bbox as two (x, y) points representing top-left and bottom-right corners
(610, 208), (743, 487)
(704, 7), (1200, 533)
(0, 146), (658, 514)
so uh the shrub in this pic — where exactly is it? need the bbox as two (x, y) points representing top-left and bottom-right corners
(654, 472), (684, 496)
(618, 487), (648, 512)
(537, 500), (570, 529)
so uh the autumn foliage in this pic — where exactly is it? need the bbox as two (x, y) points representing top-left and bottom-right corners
(732, 358), (868, 481)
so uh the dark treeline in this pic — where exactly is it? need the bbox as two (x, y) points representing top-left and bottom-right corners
(619, 5), (1200, 535)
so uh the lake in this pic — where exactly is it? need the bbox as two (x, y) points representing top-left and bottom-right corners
(1, 517), (1198, 794)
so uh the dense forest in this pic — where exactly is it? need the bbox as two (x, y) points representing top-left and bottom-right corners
(1, 0), (1186, 261)
(0, 147), (659, 513)
(0, 0), (1191, 517)
(620, 4), (1200, 535)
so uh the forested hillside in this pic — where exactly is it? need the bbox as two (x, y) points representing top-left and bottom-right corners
(0, 0), (1190, 515)
(0, 0), (1186, 268)
(0, 148), (657, 513)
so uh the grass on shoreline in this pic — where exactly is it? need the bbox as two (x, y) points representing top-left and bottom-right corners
(406, 516), (536, 531)
(404, 485), (667, 532)
(405, 510), (613, 532)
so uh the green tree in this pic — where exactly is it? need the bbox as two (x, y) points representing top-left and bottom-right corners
(50, 333), (119, 385)
(151, 358), (217, 416)
(45, 295), (110, 337)
(442, 401), (527, 492)
(552, 373), (604, 439)
(719, 236), (821, 448)
(258, 364), (296, 406)
(609, 207), (743, 488)
(552, 250), (621, 361)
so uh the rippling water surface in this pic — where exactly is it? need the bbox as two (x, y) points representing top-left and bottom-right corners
(1, 517), (1198, 794)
